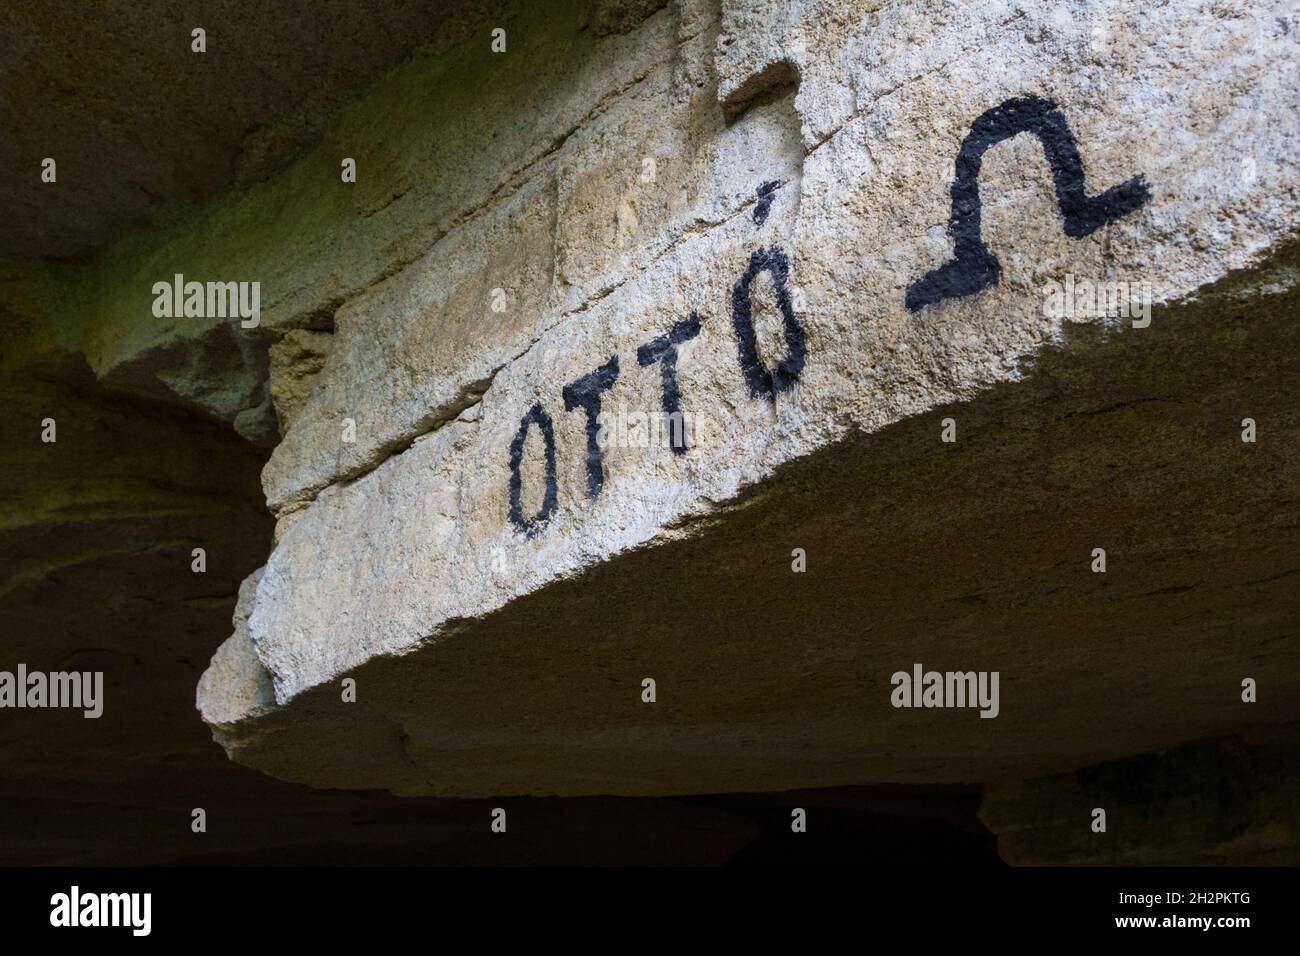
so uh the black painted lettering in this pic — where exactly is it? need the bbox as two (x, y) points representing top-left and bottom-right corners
(906, 95), (1152, 311)
(562, 356), (620, 500)
(731, 246), (805, 401)
(753, 179), (784, 226)
(636, 312), (701, 454)
(508, 403), (558, 537)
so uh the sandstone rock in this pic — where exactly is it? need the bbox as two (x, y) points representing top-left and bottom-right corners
(714, 0), (800, 115)
(268, 330), (334, 435)
(2, 0), (1296, 865)
(68, 0), (680, 436)
(195, 570), (276, 729)
(202, 262), (1300, 796)
(261, 69), (806, 512)
(201, 0), (1300, 801)
(588, 0), (671, 37)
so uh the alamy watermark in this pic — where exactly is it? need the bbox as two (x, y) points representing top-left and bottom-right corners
(152, 273), (261, 328)
(50, 886), (150, 936)
(891, 663), (1000, 718)
(596, 405), (718, 454)
(0, 665), (103, 718)
(1042, 273), (1152, 327)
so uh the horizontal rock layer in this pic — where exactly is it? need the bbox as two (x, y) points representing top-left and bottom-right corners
(196, 0), (1300, 799)
(204, 266), (1300, 796)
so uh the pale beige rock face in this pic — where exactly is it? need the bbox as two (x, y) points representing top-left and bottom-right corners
(195, 570), (275, 729)
(267, 330), (334, 434)
(42, 0), (680, 443)
(259, 8), (804, 513)
(199, 0), (1300, 797)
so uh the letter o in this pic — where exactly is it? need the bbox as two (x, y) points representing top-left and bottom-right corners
(508, 403), (558, 537)
(730, 246), (806, 400)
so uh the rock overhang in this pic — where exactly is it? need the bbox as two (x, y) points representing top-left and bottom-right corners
(184, 0), (1300, 797)
(201, 261), (1300, 797)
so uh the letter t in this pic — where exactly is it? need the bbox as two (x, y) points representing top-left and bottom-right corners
(562, 355), (620, 500)
(636, 312), (701, 454)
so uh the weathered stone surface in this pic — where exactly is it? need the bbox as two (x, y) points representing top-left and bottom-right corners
(714, 0), (801, 115)
(205, 251), (1300, 797)
(0, 1), (682, 448)
(200, 0), (1300, 804)
(2, 0), (1297, 865)
(195, 570), (276, 729)
(268, 330), (334, 434)
(260, 174), (561, 512)
(262, 67), (805, 511)
(589, 0), (671, 37)
(0, 338), (995, 865)
(72, 0), (678, 433)
(0, 317), (1000, 865)
(259, 0), (1300, 509)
